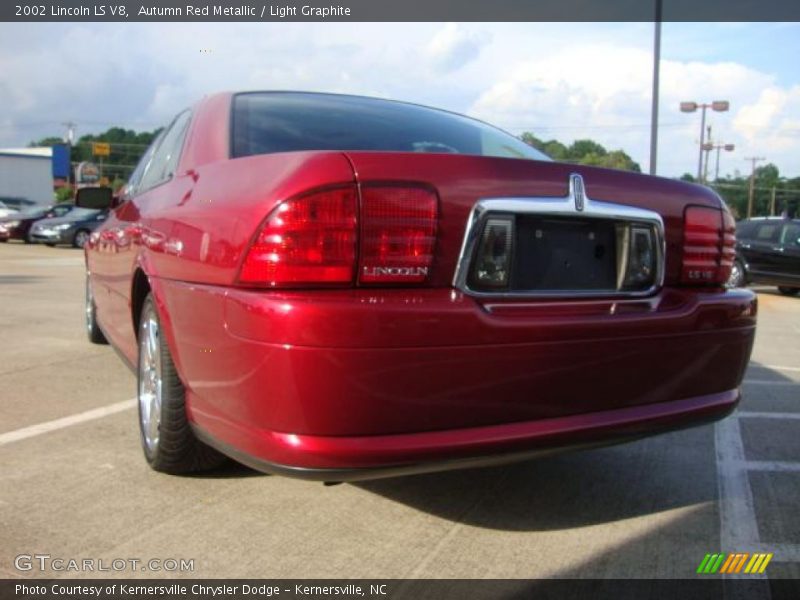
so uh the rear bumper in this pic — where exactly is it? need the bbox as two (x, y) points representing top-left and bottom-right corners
(193, 389), (739, 481)
(152, 280), (756, 475)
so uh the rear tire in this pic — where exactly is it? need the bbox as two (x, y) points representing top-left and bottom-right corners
(727, 259), (746, 288)
(777, 287), (800, 297)
(137, 294), (226, 474)
(73, 229), (89, 249)
(85, 273), (108, 345)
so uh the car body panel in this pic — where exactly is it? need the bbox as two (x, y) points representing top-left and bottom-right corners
(84, 92), (757, 478)
(192, 389), (740, 479)
(156, 277), (754, 438)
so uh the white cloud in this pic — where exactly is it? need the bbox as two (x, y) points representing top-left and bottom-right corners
(0, 23), (797, 178)
(467, 42), (798, 177)
(734, 86), (800, 155)
(425, 23), (489, 73)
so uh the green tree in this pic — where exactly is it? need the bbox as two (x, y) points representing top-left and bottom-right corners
(756, 163), (780, 189)
(54, 186), (73, 203)
(29, 136), (65, 147)
(518, 132), (640, 172)
(580, 150), (641, 173)
(565, 139), (606, 162)
(30, 126), (162, 183)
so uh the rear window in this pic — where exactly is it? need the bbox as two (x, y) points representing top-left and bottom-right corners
(232, 92), (549, 162)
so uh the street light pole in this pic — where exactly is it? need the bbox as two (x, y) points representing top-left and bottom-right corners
(680, 100), (729, 183)
(702, 125), (712, 184)
(62, 121), (76, 189)
(697, 106), (707, 181)
(714, 142), (735, 181)
(649, 0), (662, 176)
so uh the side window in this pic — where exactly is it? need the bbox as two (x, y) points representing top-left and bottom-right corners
(137, 110), (191, 193)
(755, 223), (781, 243)
(126, 133), (163, 197)
(781, 223), (800, 247)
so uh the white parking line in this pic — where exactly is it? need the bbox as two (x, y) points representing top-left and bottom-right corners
(758, 366), (800, 373)
(0, 399), (136, 447)
(737, 412), (800, 420)
(752, 543), (800, 563)
(744, 461), (800, 473)
(742, 380), (800, 387)
(715, 416), (769, 585)
(715, 417), (762, 544)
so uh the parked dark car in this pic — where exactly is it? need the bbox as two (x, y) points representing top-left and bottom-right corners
(30, 207), (108, 248)
(0, 204), (74, 243)
(729, 217), (800, 296)
(0, 222), (9, 242)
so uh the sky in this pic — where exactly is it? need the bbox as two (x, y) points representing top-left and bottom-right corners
(0, 21), (798, 179)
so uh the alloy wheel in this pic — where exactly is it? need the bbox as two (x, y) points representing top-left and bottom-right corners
(138, 308), (163, 454)
(74, 230), (89, 248)
(85, 275), (93, 335)
(728, 262), (744, 288)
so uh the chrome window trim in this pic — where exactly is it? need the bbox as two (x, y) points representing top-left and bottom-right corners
(452, 173), (666, 299)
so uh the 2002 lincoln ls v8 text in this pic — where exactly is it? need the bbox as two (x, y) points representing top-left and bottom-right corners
(81, 91), (757, 480)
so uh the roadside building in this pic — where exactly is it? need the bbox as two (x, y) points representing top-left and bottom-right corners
(0, 147), (54, 208)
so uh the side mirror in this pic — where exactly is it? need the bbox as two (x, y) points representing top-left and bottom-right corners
(75, 187), (113, 210)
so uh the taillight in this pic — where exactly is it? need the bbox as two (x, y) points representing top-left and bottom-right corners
(358, 186), (438, 284)
(720, 209), (736, 282)
(237, 184), (438, 287)
(238, 186), (357, 287)
(681, 205), (736, 285)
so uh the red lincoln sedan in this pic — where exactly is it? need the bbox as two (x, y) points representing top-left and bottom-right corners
(81, 91), (756, 480)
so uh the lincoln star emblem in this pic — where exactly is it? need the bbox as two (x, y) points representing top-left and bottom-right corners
(571, 174), (585, 212)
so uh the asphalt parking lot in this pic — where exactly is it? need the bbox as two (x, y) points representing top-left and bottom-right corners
(1, 242), (799, 582)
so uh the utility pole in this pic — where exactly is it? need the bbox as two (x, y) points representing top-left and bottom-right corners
(702, 125), (712, 184)
(680, 100), (729, 182)
(649, 0), (662, 175)
(698, 107), (707, 181)
(745, 156), (765, 218)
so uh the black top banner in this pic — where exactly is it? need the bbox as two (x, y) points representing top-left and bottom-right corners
(2, 0), (800, 22)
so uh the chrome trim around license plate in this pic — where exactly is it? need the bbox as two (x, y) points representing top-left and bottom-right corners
(452, 173), (666, 299)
